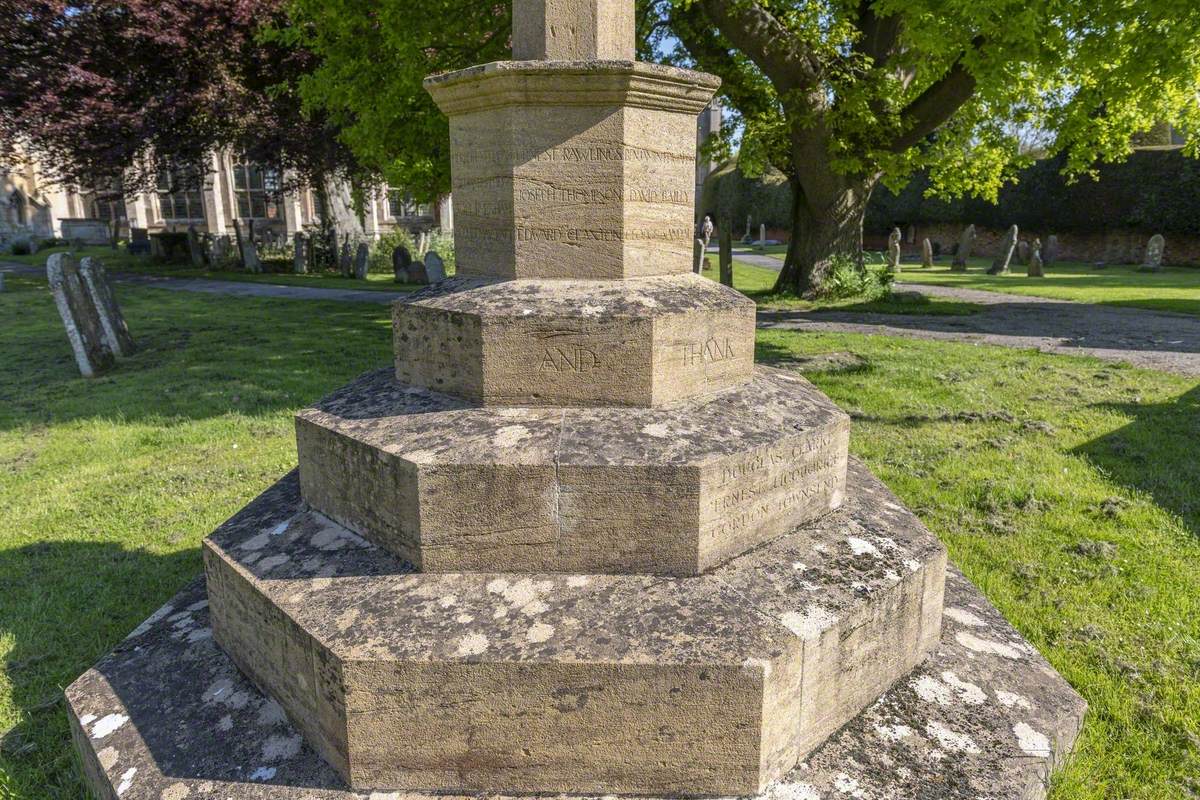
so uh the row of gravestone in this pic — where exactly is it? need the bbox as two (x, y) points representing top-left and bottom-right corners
(46, 253), (136, 378)
(392, 245), (445, 285)
(887, 225), (1169, 276)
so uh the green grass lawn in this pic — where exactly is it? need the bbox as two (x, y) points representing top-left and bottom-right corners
(2, 271), (1199, 798)
(893, 258), (1200, 317)
(1, 245), (420, 293)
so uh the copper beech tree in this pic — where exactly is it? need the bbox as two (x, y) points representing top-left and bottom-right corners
(657, 0), (1200, 294)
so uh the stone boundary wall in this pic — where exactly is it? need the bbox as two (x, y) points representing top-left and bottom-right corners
(867, 224), (1200, 267)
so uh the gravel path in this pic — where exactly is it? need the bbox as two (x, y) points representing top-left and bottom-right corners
(761, 282), (1200, 377)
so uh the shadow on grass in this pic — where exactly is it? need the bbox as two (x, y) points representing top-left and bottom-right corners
(0, 274), (394, 433)
(0, 541), (198, 796)
(1074, 384), (1200, 539)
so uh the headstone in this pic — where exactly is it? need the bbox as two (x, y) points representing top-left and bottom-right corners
(129, 227), (151, 256)
(407, 260), (429, 285)
(906, 225), (916, 244)
(1043, 234), (1059, 265)
(392, 245), (413, 283)
(1027, 238), (1044, 278)
(60, 218), (112, 246)
(186, 225), (206, 267)
(718, 216), (733, 287)
(887, 227), (902, 272)
(921, 238), (933, 268)
(339, 238), (353, 277)
(305, 234), (316, 274)
(951, 224), (975, 270)
(209, 235), (232, 267)
(759, 223), (766, 249)
(46, 253), (114, 378)
(1143, 234), (1165, 271)
(294, 234), (307, 274)
(243, 237), (262, 274)
(987, 224), (1018, 275)
(1016, 239), (1030, 266)
(354, 242), (370, 280)
(78, 256), (136, 357)
(745, 214), (752, 240)
(425, 251), (447, 283)
(692, 238), (705, 274)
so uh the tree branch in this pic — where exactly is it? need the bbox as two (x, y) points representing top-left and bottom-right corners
(888, 38), (983, 153)
(697, 0), (820, 93)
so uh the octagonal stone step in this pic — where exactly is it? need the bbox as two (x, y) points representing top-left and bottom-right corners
(294, 366), (849, 575)
(393, 274), (756, 407)
(200, 461), (945, 795)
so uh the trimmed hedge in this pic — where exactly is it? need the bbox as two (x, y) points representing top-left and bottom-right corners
(867, 149), (1200, 236)
(699, 161), (793, 230)
(702, 150), (1200, 238)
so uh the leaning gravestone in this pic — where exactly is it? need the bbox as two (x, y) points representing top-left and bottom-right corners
(78, 257), (136, 358)
(353, 242), (370, 280)
(293, 234), (307, 274)
(921, 237), (933, 268)
(424, 250), (447, 283)
(1143, 233), (1165, 271)
(67, 2), (1085, 798)
(392, 245), (412, 282)
(692, 237), (705, 274)
(886, 226), (902, 272)
(987, 224), (1019, 274)
(1027, 238), (1045, 278)
(951, 223), (975, 270)
(47, 253), (113, 378)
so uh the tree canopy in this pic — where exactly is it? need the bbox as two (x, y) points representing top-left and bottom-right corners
(277, 0), (512, 203)
(0, 0), (359, 192)
(652, 0), (1200, 292)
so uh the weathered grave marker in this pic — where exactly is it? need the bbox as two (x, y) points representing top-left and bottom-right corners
(1028, 238), (1045, 277)
(1143, 233), (1165, 271)
(887, 226), (902, 272)
(393, 245), (412, 283)
(425, 251), (447, 283)
(921, 237), (933, 268)
(78, 257), (136, 358)
(47, 253), (113, 378)
(294, 234), (307, 274)
(951, 224), (975, 270)
(987, 224), (1018, 274)
(353, 242), (370, 280)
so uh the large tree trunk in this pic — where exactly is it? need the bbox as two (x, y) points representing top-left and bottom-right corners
(773, 169), (877, 296)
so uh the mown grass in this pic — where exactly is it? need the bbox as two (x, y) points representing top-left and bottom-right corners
(2, 245), (419, 293)
(898, 258), (1200, 317)
(1, 269), (1198, 799)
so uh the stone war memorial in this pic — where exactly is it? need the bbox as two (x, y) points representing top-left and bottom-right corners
(67, 2), (1085, 797)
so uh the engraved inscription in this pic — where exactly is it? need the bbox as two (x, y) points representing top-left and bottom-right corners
(461, 225), (692, 243)
(455, 145), (691, 165)
(540, 346), (601, 373)
(683, 338), (734, 366)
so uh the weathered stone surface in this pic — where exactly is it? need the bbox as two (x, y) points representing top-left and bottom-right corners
(47, 252), (114, 378)
(887, 227), (902, 272)
(198, 459), (940, 794)
(921, 237), (933, 268)
(987, 224), (1018, 275)
(393, 273), (755, 407)
(65, 487), (1082, 800)
(296, 366), (848, 575)
(424, 251), (447, 283)
(951, 223), (975, 270)
(513, 0), (634, 61)
(425, 61), (720, 279)
(78, 256), (136, 358)
(1143, 233), (1165, 270)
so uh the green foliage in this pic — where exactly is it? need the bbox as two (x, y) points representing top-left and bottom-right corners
(868, 150), (1200, 236)
(276, 0), (512, 202)
(816, 253), (893, 301)
(8, 240), (31, 256)
(663, 0), (1200, 201)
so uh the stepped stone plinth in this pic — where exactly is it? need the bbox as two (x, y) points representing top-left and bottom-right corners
(295, 367), (848, 575)
(67, 0), (1085, 796)
(393, 274), (755, 406)
(205, 462), (943, 795)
